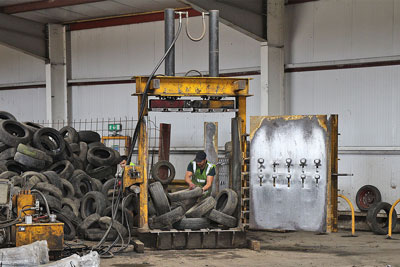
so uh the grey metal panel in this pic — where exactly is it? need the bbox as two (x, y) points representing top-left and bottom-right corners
(250, 116), (328, 231)
(0, 13), (46, 59)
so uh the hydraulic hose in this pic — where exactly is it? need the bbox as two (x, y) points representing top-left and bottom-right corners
(185, 12), (206, 42)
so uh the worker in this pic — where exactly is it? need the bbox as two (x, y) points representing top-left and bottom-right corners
(185, 151), (216, 196)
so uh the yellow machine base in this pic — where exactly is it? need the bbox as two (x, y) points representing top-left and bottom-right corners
(16, 223), (64, 251)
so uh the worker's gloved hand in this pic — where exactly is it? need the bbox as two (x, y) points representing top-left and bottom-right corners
(189, 183), (196, 190)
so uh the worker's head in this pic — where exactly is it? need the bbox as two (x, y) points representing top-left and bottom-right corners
(120, 155), (128, 168)
(194, 151), (207, 168)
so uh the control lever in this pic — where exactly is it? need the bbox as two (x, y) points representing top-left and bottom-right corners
(301, 174), (306, 188)
(287, 174), (291, 187)
(258, 174), (263, 186)
(272, 161), (279, 172)
(314, 174), (320, 184)
(272, 174), (277, 187)
(300, 158), (307, 172)
(314, 159), (321, 173)
(286, 158), (292, 173)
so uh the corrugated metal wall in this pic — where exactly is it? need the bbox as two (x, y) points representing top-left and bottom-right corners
(286, 0), (400, 211)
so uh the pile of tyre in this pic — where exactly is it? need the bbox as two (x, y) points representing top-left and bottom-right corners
(0, 111), (132, 241)
(148, 181), (239, 230)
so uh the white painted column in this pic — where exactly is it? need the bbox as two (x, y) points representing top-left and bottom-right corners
(45, 24), (68, 124)
(260, 0), (285, 116)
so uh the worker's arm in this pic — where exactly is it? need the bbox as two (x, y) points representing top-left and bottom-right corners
(202, 175), (214, 192)
(185, 171), (195, 189)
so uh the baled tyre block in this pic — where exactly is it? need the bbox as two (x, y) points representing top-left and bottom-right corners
(78, 131), (100, 144)
(151, 160), (176, 185)
(0, 111), (16, 121)
(367, 202), (397, 235)
(0, 147), (16, 160)
(59, 126), (79, 144)
(0, 120), (30, 147)
(168, 187), (202, 202)
(33, 182), (63, 200)
(215, 188), (238, 216)
(149, 206), (185, 230)
(207, 209), (237, 228)
(173, 217), (210, 230)
(98, 216), (128, 237)
(61, 198), (80, 218)
(32, 127), (65, 157)
(185, 196), (216, 218)
(80, 191), (107, 219)
(87, 146), (117, 167)
(17, 144), (53, 165)
(149, 181), (171, 215)
(55, 212), (76, 241)
(42, 171), (63, 190)
(14, 152), (46, 170)
(47, 160), (75, 180)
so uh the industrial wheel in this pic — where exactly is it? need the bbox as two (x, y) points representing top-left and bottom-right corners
(149, 181), (171, 215)
(151, 160), (176, 185)
(80, 191), (107, 219)
(149, 206), (185, 229)
(356, 185), (381, 211)
(48, 160), (75, 184)
(61, 198), (80, 218)
(87, 146), (116, 167)
(60, 178), (75, 198)
(366, 202), (397, 235)
(215, 189), (238, 216)
(3, 160), (26, 174)
(55, 142), (74, 163)
(70, 170), (93, 198)
(32, 127), (65, 157)
(23, 122), (43, 135)
(0, 120), (30, 147)
(86, 165), (116, 180)
(59, 126), (79, 144)
(78, 131), (100, 143)
(55, 212), (76, 241)
(42, 171), (63, 190)
(0, 111), (16, 121)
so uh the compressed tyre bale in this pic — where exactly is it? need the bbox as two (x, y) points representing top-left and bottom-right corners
(207, 209), (237, 228)
(32, 127), (65, 157)
(87, 147), (116, 167)
(0, 111), (16, 121)
(42, 171), (63, 190)
(47, 160), (75, 180)
(14, 152), (46, 170)
(214, 188), (238, 216)
(60, 178), (75, 198)
(80, 191), (107, 219)
(185, 196), (216, 218)
(17, 144), (53, 165)
(151, 160), (176, 185)
(55, 212), (76, 240)
(61, 198), (80, 218)
(98, 216), (128, 237)
(70, 171), (93, 198)
(168, 187), (202, 202)
(173, 217), (210, 230)
(149, 206), (185, 230)
(0, 147), (17, 160)
(78, 131), (100, 143)
(59, 126), (79, 144)
(148, 181), (170, 216)
(0, 120), (30, 147)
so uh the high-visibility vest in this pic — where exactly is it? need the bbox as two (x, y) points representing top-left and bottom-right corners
(190, 161), (215, 187)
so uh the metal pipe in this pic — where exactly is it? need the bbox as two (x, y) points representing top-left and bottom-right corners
(338, 194), (356, 236)
(387, 198), (400, 239)
(209, 10), (219, 77)
(164, 8), (175, 76)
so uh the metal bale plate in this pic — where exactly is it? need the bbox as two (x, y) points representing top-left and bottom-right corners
(249, 116), (329, 232)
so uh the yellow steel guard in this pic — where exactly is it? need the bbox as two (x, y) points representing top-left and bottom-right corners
(17, 191), (36, 217)
(338, 194), (355, 236)
(16, 223), (64, 251)
(387, 198), (400, 238)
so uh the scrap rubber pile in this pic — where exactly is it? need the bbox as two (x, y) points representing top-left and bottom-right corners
(0, 111), (135, 245)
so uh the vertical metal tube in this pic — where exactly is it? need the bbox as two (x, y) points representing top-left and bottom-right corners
(209, 10), (219, 77)
(164, 8), (175, 76)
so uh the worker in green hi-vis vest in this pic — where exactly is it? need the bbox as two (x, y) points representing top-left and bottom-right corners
(184, 151), (216, 196)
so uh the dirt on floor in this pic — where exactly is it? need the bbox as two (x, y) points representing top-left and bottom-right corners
(99, 230), (400, 267)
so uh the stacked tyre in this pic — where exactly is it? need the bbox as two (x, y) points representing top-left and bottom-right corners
(148, 181), (239, 230)
(0, 111), (134, 241)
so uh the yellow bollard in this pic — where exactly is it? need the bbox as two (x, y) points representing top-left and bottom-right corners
(338, 194), (355, 236)
(387, 198), (400, 239)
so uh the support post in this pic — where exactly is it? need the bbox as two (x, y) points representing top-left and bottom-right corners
(209, 10), (219, 77)
(260, 0), (285, 115)
(204, 122), (218, 196)
(45, 24), (68, 125)
(158, 123), (171, 180)
(164, 8), (175, 76)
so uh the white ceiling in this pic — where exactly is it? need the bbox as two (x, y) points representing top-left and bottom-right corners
(0, 0), (188, 23)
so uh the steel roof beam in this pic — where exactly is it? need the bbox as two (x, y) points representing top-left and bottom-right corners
(1, 0), (106, 14)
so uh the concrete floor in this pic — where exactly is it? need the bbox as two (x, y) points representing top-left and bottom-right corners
(100, 230), (400, 267)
